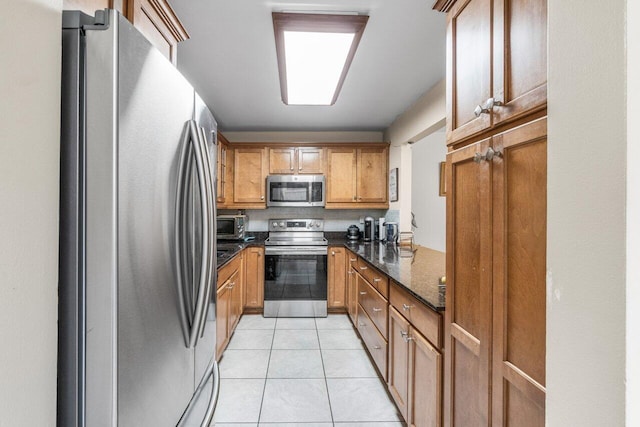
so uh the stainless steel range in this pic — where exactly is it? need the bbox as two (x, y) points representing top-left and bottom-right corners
(264, 218), (328, 317)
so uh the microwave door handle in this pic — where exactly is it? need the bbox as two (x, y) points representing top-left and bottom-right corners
(174, 121), (193, 347)
(187, 120), (209, 348)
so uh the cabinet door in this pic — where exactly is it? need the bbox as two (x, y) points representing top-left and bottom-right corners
(228, 269), (242, 332)
(443, 138), (493, 427)
(492, 0), (547, 126)
(244, 247), (264, 309)
(326, 148), (357, 203)
(409, 327), (442, 427)
(216, 136), (228, 203)
(447, 0), (493, 143)
(388, 307), (411, 422)
(234, 148), (267, 204)
(347, 255), (358, 324)
(216, 282), (231, 359)
(269, 148), (296, 174)
(328, 247), (347, 308)
(491, 118), (546, 426)
(298, 147), (325, 174)
(357, 147), (388, 203)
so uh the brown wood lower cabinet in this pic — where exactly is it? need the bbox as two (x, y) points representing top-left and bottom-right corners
(216, 252), (244, 359)
(346, 254), (359, 323)
(389, 304), (443, 427)
(244, 246), (264, 309)
(328, 246), (347, 309)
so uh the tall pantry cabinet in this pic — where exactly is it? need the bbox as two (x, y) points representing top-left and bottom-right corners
(433, 0), (547, 426)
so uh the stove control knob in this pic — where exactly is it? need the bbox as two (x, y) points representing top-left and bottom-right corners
(279, 221), (285, 228)
(272, 222), (278, 228)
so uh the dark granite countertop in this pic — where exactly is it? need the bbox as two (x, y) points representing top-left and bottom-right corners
(217, 233), (446, 313)
(336, 240), (446, 312)
(216, 233), (266, 268)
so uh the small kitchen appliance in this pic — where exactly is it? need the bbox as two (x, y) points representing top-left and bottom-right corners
(266, 175), (325, 207)
(347, 224), (361, 241)
(216, 214), (246, 240)
(385, 222), (399, 243)
(363, 216), (375, 241)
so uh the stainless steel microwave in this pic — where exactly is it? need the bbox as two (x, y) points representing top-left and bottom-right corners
(216, 215), (246, 240)
(266, 175), (325, 207)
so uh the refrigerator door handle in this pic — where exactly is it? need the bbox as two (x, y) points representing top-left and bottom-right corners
(177, 358), (220, 427)
(196, 125), (215, 338)
(187, 120), (210, 348)
(174, 122), (193, 348)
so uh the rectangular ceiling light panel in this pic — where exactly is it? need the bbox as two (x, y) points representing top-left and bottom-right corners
(273, 12), (369, 106)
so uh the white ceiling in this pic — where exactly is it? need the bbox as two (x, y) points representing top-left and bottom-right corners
(170, 0), (446, 132)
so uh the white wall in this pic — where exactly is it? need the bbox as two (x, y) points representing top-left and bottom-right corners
(627, 0), (639, 425)
(546, 0), (627, 425)
(385, 80), (446, 232)
(410, 128), (446, 251)
(0, 0), (62, 425)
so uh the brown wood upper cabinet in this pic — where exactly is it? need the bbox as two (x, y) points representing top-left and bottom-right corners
(63, 0), (189, 65)
(444, 0), (547, 144)
(216, 132), (230, 205)
(233, 147), (268, 208)
(326, 146), (389, 209)
(269, 147), (325, 174)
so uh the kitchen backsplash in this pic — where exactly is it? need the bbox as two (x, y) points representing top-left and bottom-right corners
(219, 208), (388, 232)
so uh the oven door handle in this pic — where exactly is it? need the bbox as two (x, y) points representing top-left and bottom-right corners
(265, 246), (328, 256)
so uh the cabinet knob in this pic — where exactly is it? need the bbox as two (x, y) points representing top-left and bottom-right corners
(473, 147), (503, 163)
(290, 167), (294, 171)
(331, 251), (335, 256)
(474, 97), (503, 117)
(260, 196), (264, 200)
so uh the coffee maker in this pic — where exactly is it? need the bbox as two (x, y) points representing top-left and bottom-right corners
(363, 216), (375, 241)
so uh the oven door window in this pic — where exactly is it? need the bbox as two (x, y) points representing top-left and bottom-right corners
(216, 219), (235, 236)
(269, 182), (309, 203)
(264, 254), (327, 301)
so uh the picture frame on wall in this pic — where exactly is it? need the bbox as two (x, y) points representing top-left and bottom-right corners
(389, 167), (398, 202)
(439, 161), (446, 197)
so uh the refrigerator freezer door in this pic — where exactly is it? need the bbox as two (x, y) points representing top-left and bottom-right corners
(82, 11), (196, 426)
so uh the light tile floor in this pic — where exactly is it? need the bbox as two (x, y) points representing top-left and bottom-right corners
(212, 314), (405, 427)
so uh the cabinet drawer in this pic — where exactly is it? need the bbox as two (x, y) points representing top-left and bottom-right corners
(357, 305), (388, 381)
(389, 281), (442, 349)
(218, 254), (242, 289)
(357, 274), (388, 338)
(356, 258), (389, 297)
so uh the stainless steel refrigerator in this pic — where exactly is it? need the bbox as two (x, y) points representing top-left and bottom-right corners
(58, 9), (219, 427)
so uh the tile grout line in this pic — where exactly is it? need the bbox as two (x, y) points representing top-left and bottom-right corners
(315, 317), (336, 427)
(255, 320), (277, 426)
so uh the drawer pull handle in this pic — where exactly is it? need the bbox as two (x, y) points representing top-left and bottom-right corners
(359, 291), (367, 295)
(359, 322), (366, 327)
(402, 303), (414, 311)
(373, 278), (381, 282)
(373, 345), (381, 350)
(350, 258), (357, 262)
(400, 330), (408, 337)
(359, 266), (368, 270)
(372, 307), (382, 312)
